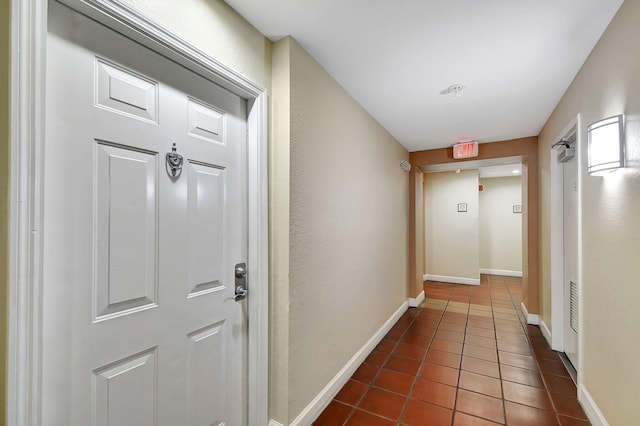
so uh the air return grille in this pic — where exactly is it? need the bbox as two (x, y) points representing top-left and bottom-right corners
(570, 281), (579, 333)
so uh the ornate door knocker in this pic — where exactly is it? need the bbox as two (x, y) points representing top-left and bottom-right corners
(166, 142), (183, 178)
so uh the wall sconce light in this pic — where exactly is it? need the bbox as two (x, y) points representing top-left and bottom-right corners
(587, 115), (624, 176)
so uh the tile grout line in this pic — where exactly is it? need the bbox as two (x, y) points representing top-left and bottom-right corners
(498, 276), (512, 425)
(342, 305), (437, 425)
(319, 276), (588, 425)
(450, 296), (471, 426)
(340, 316), (407, 425)
(396, 298), (449, 425)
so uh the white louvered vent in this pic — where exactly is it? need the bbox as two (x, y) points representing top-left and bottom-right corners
(570, 281), (579, 333)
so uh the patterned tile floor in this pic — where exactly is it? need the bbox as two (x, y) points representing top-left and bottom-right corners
(313, 275), (589, 425)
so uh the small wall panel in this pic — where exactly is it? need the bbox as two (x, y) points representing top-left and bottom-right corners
(95, 141), (158, 321)
(186, 322), (225, 426)
(95, 57), (158, 124)
(93, 347), (157, 426)
(187, 98), (225, 145)
(186, 161), (225, 297)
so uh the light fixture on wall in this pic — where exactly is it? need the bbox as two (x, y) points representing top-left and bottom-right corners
(587, 115), (624, 176)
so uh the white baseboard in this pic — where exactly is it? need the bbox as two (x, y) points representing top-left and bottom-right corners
(539, 318), (552, 347)
(423, 274), (480, 286)
(408, 290), (425, 307)
(520, 302), (539, 325)
(269, 421), (285, 426)
(479, 268), (522, 277)
(579, 384), (609, 426)
(287, 301), (409, 426)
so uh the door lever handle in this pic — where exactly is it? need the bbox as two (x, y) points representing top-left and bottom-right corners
(234, 284), (247, 301)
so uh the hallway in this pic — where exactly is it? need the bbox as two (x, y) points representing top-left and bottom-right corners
(313, 276), (588, 425)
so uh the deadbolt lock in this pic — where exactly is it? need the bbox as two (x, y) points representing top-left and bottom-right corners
(234, 263), (247, 301)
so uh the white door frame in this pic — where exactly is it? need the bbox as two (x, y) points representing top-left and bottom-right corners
(8, 0), (269, 424)
(549, 114), (583, 381)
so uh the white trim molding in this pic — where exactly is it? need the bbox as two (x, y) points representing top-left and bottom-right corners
(423, 274), (480, 286)
(287, 302), (409, 426)
(409, 290), (425, 307)
(58, 0), (264, 98)
(539, 318), (552, 347)
(520, 302), (540, 325)
(8, 1), (269, 425)
(579, 384), (609, 426)
(8, 0), (48, 424)
(479, 268), (522, 277)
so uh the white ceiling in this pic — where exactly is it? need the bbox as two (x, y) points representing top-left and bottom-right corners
(479, 164), (522, 179)
(224, 0), (623, 152)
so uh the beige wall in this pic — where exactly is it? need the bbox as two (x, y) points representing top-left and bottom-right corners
(408, 169), (425, 299)
(479, 177), (522, 273)
(538, 0), (640, 423)
(120, 0), (272, 89)
(271, 37), (409, 424)
(269, 37), (291, 424)
(424, 170), (479, 281)
(1, 0), (10, 422)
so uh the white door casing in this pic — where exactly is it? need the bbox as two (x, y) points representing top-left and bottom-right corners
(8, 0), (268, 425)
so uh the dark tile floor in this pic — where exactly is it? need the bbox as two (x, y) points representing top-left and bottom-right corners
(313, 275), (589, 425)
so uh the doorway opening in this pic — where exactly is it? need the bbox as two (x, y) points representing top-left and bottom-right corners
(421, 157), (525, 295)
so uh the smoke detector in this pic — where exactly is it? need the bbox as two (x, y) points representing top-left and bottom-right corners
(440, 84), (465, 98)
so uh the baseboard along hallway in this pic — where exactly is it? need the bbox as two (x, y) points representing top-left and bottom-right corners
(313, 275), (587, 425)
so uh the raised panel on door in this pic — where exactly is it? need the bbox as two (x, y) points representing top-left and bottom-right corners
(94, 141), (159, 321)
(186, 321), (226, 426)
(93, 348), (157, 426)
(186, 161), (226, 297)
(95, 57), (159, 124)
(187, 98), (225, 145)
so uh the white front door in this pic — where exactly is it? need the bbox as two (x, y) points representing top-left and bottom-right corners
(562, 145), (579, 369)
(43, 2), (247, 424)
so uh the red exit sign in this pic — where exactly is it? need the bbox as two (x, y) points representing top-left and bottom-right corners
(453, 142), (479, 159)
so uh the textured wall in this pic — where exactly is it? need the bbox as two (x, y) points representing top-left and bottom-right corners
(479, 176), (522, 273)
(538, 0), (640, 422)
(424, 170), (480, 281)
(270, 37), (409, 424)
(269, 37), (291, 424)
(408, 169), (425, 299)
